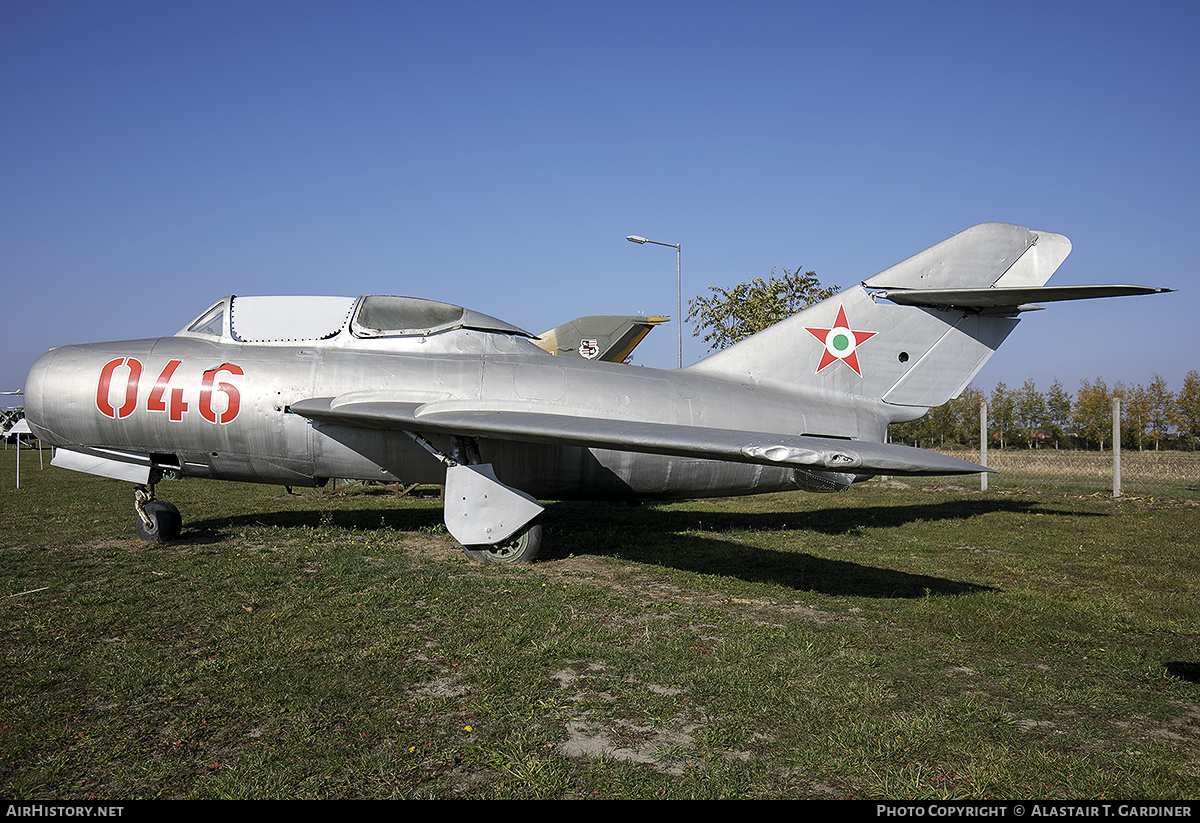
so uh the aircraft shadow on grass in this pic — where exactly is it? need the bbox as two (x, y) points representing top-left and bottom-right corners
(176, 494), (1103, 598)
(182, 503), (447, 544)
(1164, 662), (1200, 684)
(538, 497), (1099, 598)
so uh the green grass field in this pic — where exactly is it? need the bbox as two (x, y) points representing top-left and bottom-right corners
(2, 448), (1199, 799)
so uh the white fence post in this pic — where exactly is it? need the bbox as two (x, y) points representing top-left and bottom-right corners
(980, 400), (988, 492)
(1113, 397), (1122, 498)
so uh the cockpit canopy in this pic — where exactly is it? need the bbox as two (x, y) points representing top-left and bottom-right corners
(181, 295), (532, 343)
(351, 295), (530, 338)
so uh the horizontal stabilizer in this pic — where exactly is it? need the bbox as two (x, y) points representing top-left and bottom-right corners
(289, 397), (990, 476)
(873, 284), (1173, 311)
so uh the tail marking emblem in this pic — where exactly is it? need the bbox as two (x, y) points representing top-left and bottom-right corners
(805, 305), (877, 376)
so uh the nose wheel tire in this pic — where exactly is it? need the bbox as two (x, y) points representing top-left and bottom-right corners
(462, 522), (542, 564)
(136, 500), (183, 543)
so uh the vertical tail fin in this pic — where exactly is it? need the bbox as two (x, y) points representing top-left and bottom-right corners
(686, 224), (1072, 408)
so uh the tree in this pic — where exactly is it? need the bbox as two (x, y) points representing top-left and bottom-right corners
(989, 382), (1015, 449)
(1178, 370), (1200, 450)
(888, 385), (984, 448)
(686, 268), (838, 351)
(1074, 377), (1113, 450)
(954, 385), (986, 446)
(1143, 373), (1176, 450)
(1014, 378), (1047, 448)
(924, 402), (956, 447)
(1045, 379), (1073, 447)
(1119, 381), (1148, 450)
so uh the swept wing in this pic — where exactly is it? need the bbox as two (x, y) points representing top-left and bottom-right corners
(288, 397), (988, 476)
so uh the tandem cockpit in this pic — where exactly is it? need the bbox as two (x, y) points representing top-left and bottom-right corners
(176, 295), (538, 353)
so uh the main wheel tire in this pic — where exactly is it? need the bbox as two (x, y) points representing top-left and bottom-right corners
(136, 500), (182, 543)
(462, 522), (542, 564)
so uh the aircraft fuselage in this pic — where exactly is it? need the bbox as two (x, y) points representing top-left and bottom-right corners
(24, 329), (898, 501)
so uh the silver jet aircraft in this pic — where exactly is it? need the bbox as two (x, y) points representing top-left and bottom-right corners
(22, 223), (1168, 563)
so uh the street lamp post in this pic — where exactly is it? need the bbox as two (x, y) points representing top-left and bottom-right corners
(625, 235), (681, 368)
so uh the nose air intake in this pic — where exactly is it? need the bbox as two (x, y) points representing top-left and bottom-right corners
(21, 348), (58, 443)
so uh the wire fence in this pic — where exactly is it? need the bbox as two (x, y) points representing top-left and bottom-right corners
(919, 399), (1200, 499)
(940, 446), (1199, 481)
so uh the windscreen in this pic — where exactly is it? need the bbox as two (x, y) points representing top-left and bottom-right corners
(185, 302), (227, 337)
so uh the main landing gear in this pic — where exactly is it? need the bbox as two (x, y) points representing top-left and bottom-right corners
(405, 433), (546, 564)
(461, 522), (543, 564)
(134, 485), (182, 543)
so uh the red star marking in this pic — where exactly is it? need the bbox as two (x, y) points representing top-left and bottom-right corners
(804, 304), (877, 376)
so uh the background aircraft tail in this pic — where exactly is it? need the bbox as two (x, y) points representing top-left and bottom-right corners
(685, 223), (1154, 410)
(534, 315), (669, 362)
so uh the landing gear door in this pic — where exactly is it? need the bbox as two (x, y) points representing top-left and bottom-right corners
(443, 463), (544, 546)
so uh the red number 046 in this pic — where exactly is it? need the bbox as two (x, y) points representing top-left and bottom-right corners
(96, 358), (243, 424)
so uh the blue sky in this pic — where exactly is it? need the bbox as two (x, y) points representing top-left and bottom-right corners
(3, 0), (1197, 405)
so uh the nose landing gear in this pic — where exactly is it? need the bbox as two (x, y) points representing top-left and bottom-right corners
(134, 485), (182, 543)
